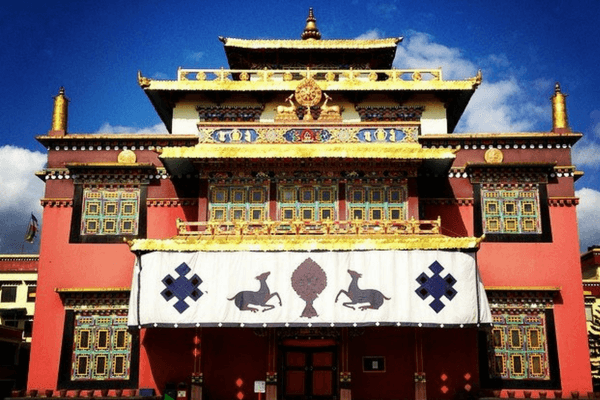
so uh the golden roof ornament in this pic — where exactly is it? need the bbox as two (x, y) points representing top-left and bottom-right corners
(295, 77), (322, 121)
(484, 148), (504, 164)
(118, 150), (137, 164)
(137, 71), (151, 88)
(50, 87), (69, 136)
(552, 82), (570, 133)
(301, 8), (321, 40)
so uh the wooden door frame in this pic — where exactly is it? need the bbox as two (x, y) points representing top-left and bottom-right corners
(280, 345), (338, 400)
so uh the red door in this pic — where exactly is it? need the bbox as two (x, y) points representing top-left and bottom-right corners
(282, 347), (337, 400)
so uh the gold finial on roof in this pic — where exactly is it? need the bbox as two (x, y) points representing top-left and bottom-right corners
(551, 82), (570, 133)
(301, 8), (321, 40)
(50, 87), (69, 136)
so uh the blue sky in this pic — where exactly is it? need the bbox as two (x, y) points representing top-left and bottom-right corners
(1, 0), (600, 253)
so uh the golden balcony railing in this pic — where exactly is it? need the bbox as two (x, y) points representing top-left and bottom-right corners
(177, 68), (443, 83)
(176, 217), (441, 237)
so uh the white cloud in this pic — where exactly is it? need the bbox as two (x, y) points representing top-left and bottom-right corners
(355, 29), (384, 40)
(394, 32), (477, 80)
(483, 54), (511, 69)
(593, 121), (600, 138)
(366, 1), (398, 18)
(152, 72), (170, 80)
(96, 123), (168, 134)
(0, 146), (46, 253)
(186, 51), (204, 62)
(576, 187), (600, 251)
(392, 31), (548, 133)
(573, 139), (600, 168)
(459, 79), (546, 132)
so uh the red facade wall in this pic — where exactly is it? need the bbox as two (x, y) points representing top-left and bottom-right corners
(478, 205), (592, 393)
(28, 138), (592, 396)
(28, 205), (136, 390)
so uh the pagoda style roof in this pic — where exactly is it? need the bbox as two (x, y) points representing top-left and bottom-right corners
(221, 37), (402, 50)
(158, 142), (456, 178)
(220, 37), (402, 70)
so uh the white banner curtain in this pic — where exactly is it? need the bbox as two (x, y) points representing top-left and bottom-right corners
(128, 250), (492, 328)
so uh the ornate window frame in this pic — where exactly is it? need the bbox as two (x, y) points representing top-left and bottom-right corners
(469, 164), (554, 242)
(277, 183), (338, 221)
(70, 184), (148, 243)
(208, 183), (270, 223)
(68, 164), (153, 244)
(346, 182), (408, 221)
(57, 289), (139, 389)
(478, 289), (561, 389)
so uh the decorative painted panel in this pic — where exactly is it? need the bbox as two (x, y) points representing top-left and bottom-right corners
(71, 313), (132, 381)
(487, 312), (551, 381)
(209, 184), (269, 222)
(196, 105), (264, 122)
(346, 183), (407, 221)
(481, 184), (541, 234)
(354, 105), (425, 122)
(80, 188), (140, 236)
(197, 126), (419, 144)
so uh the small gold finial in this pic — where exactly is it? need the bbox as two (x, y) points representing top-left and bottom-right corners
(551, 82), (570, 133)
(50, 87), (69, 136)
(301, 8), (321, 40)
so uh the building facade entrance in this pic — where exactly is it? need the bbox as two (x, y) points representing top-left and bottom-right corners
(281, 346), (337, 400)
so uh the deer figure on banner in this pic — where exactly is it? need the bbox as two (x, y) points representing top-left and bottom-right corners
(228, 271), (282, 312)
(335, 270), (390, 310)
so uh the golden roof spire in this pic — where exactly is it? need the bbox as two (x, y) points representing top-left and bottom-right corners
(50, 87), (69, 136)
(301, 8), (321, 40)
(551, 82), (570, 133)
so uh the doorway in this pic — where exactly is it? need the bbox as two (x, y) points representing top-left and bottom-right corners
(281, 346), (337, 400)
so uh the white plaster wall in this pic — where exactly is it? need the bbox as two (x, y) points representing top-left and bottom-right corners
(171, 92), (449, 133)
(172, 101), (200, 134)
(355, 93), (448, 134)
(0, 271), (37, 320)
(404, 94), (448, 135)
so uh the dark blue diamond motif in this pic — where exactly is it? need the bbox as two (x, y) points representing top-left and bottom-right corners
(161, 262), (203, 313)
(415, 261), (457, 313)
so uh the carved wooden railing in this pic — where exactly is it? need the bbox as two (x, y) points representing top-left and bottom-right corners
(177, 68), (443, 83)
(176, 217), (441, 237)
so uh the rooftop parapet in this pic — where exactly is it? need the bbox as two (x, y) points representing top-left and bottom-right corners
(138, 67), (484, 90)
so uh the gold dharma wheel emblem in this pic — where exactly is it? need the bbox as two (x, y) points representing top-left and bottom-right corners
(118, 149), (137, 164)
(484, 148), (504, 164)
(295, 78), (322, 108)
